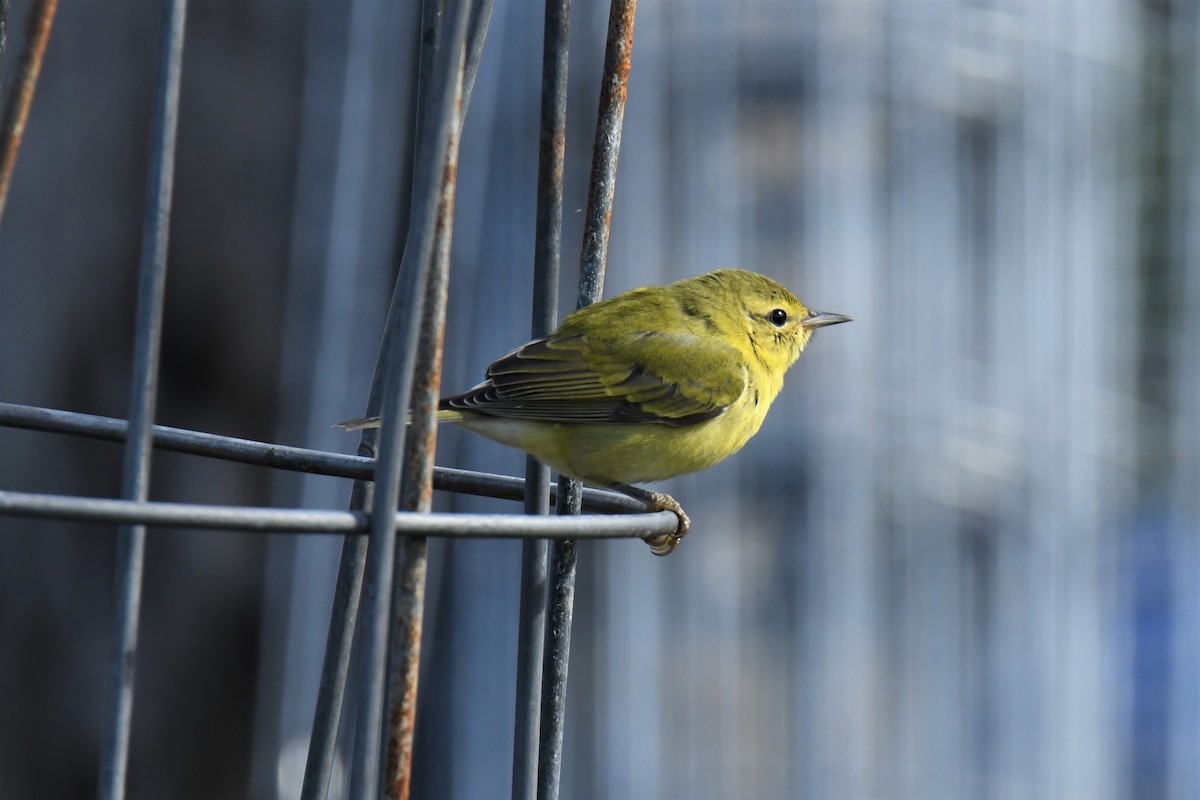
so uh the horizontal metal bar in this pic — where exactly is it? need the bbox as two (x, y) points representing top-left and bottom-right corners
(0, 489), (678, 539)
(0, 402), (645, 514)
(0, 400), (372, 477)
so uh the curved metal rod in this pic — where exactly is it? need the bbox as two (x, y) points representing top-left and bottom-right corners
(0, 489), (679, 540)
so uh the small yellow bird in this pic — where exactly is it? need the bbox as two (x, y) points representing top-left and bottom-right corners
(340, 269), (849, 555)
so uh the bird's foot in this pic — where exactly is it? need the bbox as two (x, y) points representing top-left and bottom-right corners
(603, 482), (691, 555)
(641, 492), (690, 556)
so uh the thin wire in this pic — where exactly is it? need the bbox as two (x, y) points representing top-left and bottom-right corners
(512, 0), (571, 796)
(98, 3), (187, 799)
(538, 2), (636, 798)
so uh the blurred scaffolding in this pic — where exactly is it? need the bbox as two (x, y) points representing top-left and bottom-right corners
(1, 1), (1199, 799)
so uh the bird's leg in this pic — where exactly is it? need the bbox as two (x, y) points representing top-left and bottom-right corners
(606, 482), (690, 556)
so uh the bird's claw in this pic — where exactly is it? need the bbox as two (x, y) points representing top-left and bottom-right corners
(643, 493), (690, 556)
(602, 482), (691, 556)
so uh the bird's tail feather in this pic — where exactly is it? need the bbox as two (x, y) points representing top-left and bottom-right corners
(333, 416), (380, 431)
(334, 409), (464, 431)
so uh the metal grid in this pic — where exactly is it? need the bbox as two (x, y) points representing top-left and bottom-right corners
(6, 2), (1191, 799)
(0, 1), (655, 798)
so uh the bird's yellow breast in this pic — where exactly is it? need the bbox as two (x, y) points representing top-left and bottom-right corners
(443, 373), (777, 485)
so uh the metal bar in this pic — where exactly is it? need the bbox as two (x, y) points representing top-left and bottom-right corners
(0, 0), (56, 223)
(382, 0), (487, 791)
(304, 0), (451, 791)
(98, 3), (187, 800)
(373, 4), (443, 796)
(574, 0), (636, 309)
(512, 0), (571, 796)
(293, 0), (404, 786)
(0, 489), (678, 539)
(513, 464), (551, 797)
(0, 0), (9, 91)
(299, 480), (367, 800)
(383, 531), (429, 800)
(0, 402), (650, 514)
(537, 484), (581, 800)
(299, 0), (438, 786)
(460, 0), (496, 119)
(347, 1), (471, 796)
(538, 2), (636, 798)
(298, 516), (369, 797)
(380, 0), (474, 789)
(0, 402), (377, 479)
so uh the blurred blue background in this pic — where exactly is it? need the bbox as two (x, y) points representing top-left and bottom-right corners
(1, 1), (1197, 798)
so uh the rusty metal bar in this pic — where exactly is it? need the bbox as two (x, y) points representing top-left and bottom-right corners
(537, 2), (636, 798)
(382, 534), (431, 800)
(573, 0), (635, 307)
(346, 0), (472, 796)
(0, 0), (56, 223)
(302, 0), (455, 794)
(377, 4), (449, 796)
(303, 0), (492, 794)
(381, 0), (483, 793)
(375, 2), (502, 793)
(98, 3), (187, 800)
(512, 0), (571, 797)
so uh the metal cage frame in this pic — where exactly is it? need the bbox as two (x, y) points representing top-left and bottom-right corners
(0, 1), (659, 798)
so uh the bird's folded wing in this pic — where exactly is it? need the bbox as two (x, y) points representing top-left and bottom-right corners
(440, 332), (746, 426)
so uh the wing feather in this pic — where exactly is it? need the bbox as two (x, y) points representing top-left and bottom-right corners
(440, 331), (746, 427)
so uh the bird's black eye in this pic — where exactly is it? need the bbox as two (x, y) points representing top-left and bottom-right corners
(768, 308), (788, 327)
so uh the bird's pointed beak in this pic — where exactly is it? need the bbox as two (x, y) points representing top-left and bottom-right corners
(801, 310), (853, 329)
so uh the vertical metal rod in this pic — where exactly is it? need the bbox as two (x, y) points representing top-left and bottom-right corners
(460, 0), (496, 121)
(98, 3), (187, 800)
(0, 0), (57, 224)
(374, 3), (447, 797)
(512, 1), (571, 797)
(298, 485), (369, 800)
(537, 2), (636, 798)
(535, 487), (580, 800)
(381, 0), (482, 781)
(574, 0), (636, 307)
(346, 2), (471, 797)
(512, 463), (551, 795)
(301, 1), (493, 795)
(0, 0), (10, 91)
(300, 0), (436, 794)
(380, 91), (465, 791)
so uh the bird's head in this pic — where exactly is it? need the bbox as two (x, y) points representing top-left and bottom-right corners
(693, 269), (851, 374)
